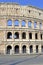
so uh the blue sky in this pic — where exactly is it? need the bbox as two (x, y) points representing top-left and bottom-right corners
(0, 0), (43, 9)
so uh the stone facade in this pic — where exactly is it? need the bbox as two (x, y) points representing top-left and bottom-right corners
(0, 3), (43, 55)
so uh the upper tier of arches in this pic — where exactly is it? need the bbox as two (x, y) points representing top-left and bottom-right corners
(7, 19), (42, 29)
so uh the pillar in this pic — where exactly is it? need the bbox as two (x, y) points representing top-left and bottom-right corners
(27, 45), (30, 54)
(4, 44), (7, 55)
(42, 23), (43, 30)
(12, 31), (14, 41)
(19, 43), (22, 54)
(12, 19), (14, 28)
(19, 31), (22, 41)
(32, 32), (35, 41)
(26, 20), (28, 28)
(38, 32), (41, 40)
(12, 44), (14, 55)
(32, 20), (34, 29)
(4, 31), (7, 41)
(26, 31), (29, 41)
(33, 45), (36, 54)
(38, 44), (41, 54)
(19, 20), (21, 28)
(4, 48), (6, 55)
(37, 22), (39, 29)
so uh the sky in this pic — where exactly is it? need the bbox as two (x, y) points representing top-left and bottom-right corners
(0, 0), (43, 9)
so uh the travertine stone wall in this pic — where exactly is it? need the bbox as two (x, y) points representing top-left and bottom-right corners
(0, 3), (43, 55)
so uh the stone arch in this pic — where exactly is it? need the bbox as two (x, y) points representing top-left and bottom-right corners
(36, 45), (38, 53)
(34, 21), (37, 28)
(7, 32), (12, 39)
(14, 32), (19, 39)
(14, 20), (19, 26)
(28, 20), (32, 27)
(14, 45), (19, 54)
(6, 45), (12, 54)
(22, 20), (26, 27)
(29, 33), (32, 39)
(22, 45), (26, 53)
(35, 33), (38, 39)
(40, 34), (42, 40)
(29, 45), (33, 53)
(41, 45), (43, 52)
(22, 32), (26, 39)
(7, 19), (12, 26)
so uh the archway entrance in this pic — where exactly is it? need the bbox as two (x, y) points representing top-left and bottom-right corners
(15, 45), (19, 54)
(36, 45), (38, 53)
(41, 46), (43, 52)
(14, 32), (19, 39)
(7, 32), (12, 39)
(30, 45), (33, 53)
(6, 45), (12, 54)
(22, 45), (26, 53)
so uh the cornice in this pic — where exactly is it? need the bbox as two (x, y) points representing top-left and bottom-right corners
(0, 2), (43, 11)
(27, 5), (43, 11)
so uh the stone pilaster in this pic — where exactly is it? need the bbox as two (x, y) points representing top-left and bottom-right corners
(12, 31), (14, 41)
(4, 31), (7, 41)
(27, 45), (30, 54)
(12, 44), (14, 55)
(33, 45), (36, 54)
(38, 44), (41, 54)
(26, 20), (28, 28)
(32, 20), (34, 29)
(19, 43), (22, 54)
(26, 31), (29, 41)
(32, 32), (35, 40)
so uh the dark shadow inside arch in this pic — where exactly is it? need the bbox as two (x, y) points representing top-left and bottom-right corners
(7, 32), (12, 39)
(22, 32), (26, 39)
(35, 33), (38, 39)
(6, 45), (12, 54)
(14, 45), (19, 54)
(14, 32), (19, 39)
(36, 45), (38, 53)
(30, 45), (33, 53)
(29, 33), (32, 39)
(41, 46), (43, 52)
(22, 45), (26, 53)
(40, 34), (42, 40)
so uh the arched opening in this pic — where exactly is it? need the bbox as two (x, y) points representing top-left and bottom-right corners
(28, 21), (32, 27)
(22, 45), (26, 53)
(34, 22), (37, 28)
(40, 34), (42, 40)
(6, 45), (12, 54)
(29, 33), (32, 39)
(7, 32), (12, 39)
(30, 45), (33, 53)
(22, 20), (26, 27)
(35, 33), (38, 39)
(14, 32), (19, 39)
(22, 32), (26, 39)
(41, 46), (43, 52)
(14, 20), (19, 26)
(14, 45), (19, 54)
(7, 19), (12, 26)
(36, 45), (38, 53)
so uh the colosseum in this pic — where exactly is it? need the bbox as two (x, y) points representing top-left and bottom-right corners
(0, 3), (43, 55)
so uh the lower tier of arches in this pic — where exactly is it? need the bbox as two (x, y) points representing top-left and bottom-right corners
(4, 44), (43, 55)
